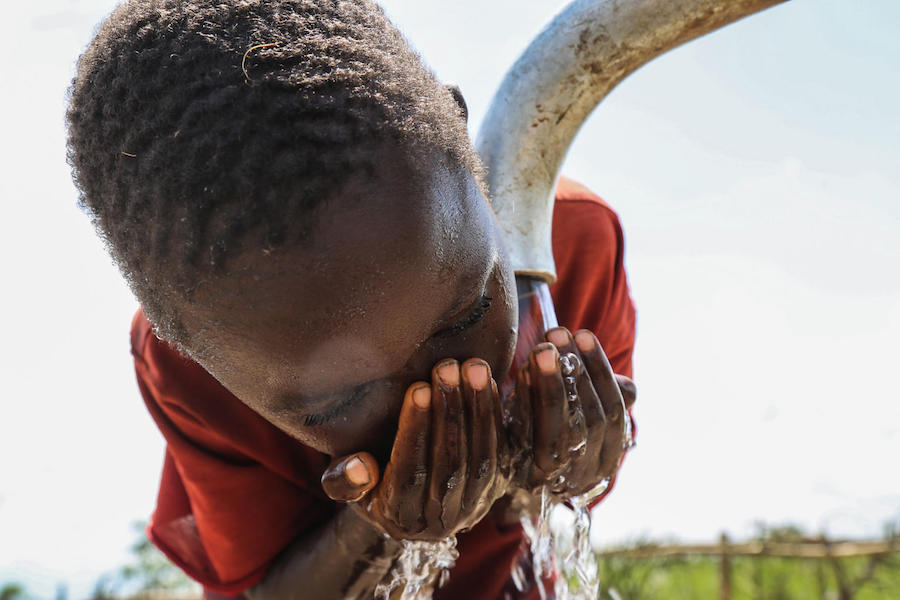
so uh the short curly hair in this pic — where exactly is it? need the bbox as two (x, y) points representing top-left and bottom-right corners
(67, 0), (482, 346)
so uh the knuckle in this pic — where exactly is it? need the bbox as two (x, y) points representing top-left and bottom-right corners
(605, 402), (622, 424)
(471, 457), (492, 481)
(405, 467), (428, 489)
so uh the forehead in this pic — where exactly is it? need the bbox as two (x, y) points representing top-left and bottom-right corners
(304, 160), (485, 314)
(191, 156), (497, 393)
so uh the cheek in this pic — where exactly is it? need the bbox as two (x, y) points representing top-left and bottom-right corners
(485, 283), (519, 380)
(482, 258), (519, 378)
(266, 380), (405, 460)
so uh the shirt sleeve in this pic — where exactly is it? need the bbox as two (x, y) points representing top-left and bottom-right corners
(550, 177), (636, 378)
(131, 311), (333, 595)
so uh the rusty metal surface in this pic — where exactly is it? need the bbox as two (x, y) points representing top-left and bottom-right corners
(476, 0), (788, 283)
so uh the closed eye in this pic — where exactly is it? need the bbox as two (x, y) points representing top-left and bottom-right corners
(431, 293), (492, 339)
(300, 381), (373, 427)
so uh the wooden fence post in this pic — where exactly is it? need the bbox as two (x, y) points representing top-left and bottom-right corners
(720, 532), (732, 600)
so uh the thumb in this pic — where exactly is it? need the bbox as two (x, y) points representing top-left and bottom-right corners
(615, 374), (637, 410)
(321, 452), (380, 503)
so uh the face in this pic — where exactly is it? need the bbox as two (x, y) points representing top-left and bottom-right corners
(182, 153), (518, 460)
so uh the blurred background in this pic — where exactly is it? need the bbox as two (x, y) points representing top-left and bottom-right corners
(1, 0), (898, 597)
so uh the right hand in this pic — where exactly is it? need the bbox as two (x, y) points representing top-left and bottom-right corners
(504, 328), (636, 498)
(321, 359), (509, 541)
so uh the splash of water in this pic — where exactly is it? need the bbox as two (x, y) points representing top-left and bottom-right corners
(518, 486), (556, 600)
(519, 480), (609, 600)
(375, 537), (459, 600)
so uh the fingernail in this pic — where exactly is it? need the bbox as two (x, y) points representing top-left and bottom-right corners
(437, 360), (460, 387)
(413, 385), (431, 409)
(574, 331), (595, 352)
(547, 328), (568, 348)
(467, 362), (489, 391)
(535, 346), (558, 374)
(345, 456), (370, 486)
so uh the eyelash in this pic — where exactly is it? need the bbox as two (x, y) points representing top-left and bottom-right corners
(432, 293), (493, 339)
(302, 382), (371, 427)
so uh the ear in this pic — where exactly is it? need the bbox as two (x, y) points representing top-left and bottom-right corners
(444, 83), (468, 123)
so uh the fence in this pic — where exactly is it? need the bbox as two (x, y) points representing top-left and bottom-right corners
(595, 532), (900, 600)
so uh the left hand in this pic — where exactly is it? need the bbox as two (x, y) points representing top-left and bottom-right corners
(320, 359), (510, 541)
(503, 327), (636, 499)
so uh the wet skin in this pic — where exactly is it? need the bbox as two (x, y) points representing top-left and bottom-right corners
(180, 150), (634, 542)
(182, 151), (519, 462)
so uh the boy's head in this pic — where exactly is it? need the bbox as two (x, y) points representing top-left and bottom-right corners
(67, 0), (517, 457)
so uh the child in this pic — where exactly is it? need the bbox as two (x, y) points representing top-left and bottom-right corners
(66, 1), (636, 598)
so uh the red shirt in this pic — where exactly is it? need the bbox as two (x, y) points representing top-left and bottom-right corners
(132, 177), (636, 597)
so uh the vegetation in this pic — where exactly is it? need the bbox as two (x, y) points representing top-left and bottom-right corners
(89, 522), (199, 600)
(0, 523), (199, 600)
(596, 522), (900, 600)
(3, 521), (899, 599)
(0, 584), (27, 600)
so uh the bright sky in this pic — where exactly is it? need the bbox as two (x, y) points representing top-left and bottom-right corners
(1, 0), (898, 597)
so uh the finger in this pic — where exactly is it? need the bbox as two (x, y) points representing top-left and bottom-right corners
(379, 382), (432, 533)
(567, 354), (612, 495)
(546, 328), (610, 497)
(492, 374), (512, 479)
(547, 328), (601, 452)
(529, 343), (569, 478)
(504, 364), (534, 488)
(426, 360), (467, 535)
(321, 452), (380, 503)
(489, 378), (512, 493)
(574, 330), (625, 433)
(615, 374), (637, 410)
(573, 353), (606, 456)
(461, 359), (499, 518)
(574, 330), (627, 476)
(546, 326), (577, 355)
(507, 365), (533, 456)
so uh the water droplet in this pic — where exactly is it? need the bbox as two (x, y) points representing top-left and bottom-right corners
(559, 353), (577, 376)
(511, 563), (527, 592)
(623, 412), (635, 450)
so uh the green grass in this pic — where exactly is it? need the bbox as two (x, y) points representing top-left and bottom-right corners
(595, 552), (900, 599)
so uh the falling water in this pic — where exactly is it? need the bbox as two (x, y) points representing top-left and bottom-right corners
(520, 408), (633, 600)
(510, 275), (634, 600)
(375, 537), (459, 600)
(515, 480), (608, 600)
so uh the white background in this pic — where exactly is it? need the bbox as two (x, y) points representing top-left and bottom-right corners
(1, 0), (898, 596)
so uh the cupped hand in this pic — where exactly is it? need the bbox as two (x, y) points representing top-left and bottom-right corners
(504, 327), (636, 499)
(321, 359), (509, 541)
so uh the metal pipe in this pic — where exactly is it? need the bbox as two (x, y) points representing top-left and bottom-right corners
(476, 0), (788, 284)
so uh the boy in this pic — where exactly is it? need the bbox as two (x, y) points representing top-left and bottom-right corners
(66, 0), (636, 598)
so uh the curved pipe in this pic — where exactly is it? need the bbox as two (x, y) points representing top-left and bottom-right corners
(476, 0), (787, 283)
